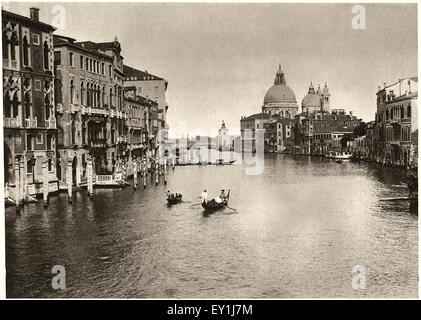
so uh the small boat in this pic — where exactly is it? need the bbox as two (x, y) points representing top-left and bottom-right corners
(167, 194), (182, 204)
(202, 189), (230, 213)
(335, 159), (343, 164)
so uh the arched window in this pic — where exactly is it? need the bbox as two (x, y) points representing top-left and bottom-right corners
(102, 87), (105, 107)
(24, 92), (31, 119)
(97, 85), (100, 107)
(71, 121), (76, 145)
(23, 36), (30, 66)
(110, 88), (113, 107)
(12, 92), (19, 118)
(27, 160), (34, 174)
(70, 80), (74, 104)
(3, 92), (11, 118)
(80, 82), (84, 105)
(43, 41), (49, 69)
(45, 94), (50, 120)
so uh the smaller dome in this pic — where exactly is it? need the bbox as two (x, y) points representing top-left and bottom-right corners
(302, 93), (322, 108)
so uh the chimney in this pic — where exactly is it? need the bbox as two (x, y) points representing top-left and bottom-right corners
(30, 7), (40, 21)
(383, 82), (387, 88)
(377, 85), (381, 91)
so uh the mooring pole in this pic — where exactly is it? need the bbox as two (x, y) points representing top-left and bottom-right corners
(67, 158), (73, 203)
(155, 160), (159, 185)
(87, 156), (93, 199)
(133, 159), (138, 191)
(164, 158), (167, 185)
(42, 160), (49, 208)
(14, 161), (20, 213)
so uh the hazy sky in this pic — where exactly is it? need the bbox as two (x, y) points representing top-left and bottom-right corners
(4, 2), (417, 136)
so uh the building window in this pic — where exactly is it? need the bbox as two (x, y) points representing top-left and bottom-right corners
(48, 159), (53, 172)
(70, 80), (74, 104)
(81, 82), (85, 105)
(43, 41), (49, 69)
(69, 52), (74, 67)
(27, 135), (33, 150)
(47, 135), (52, 150)
(109, 65), (112, 77)
(408, 104), (411, 118)
(2, 39), (8, 59)
(36, 134), (43, 144)
(86, 57), (89, 71)
(23, 36), (30, 66)
(101, 62), (105, 75)
(80, 55), (83, 69)
(33, 34), (40, 45)
(54, 51), (61, 65)
(10, 40), (16, 61)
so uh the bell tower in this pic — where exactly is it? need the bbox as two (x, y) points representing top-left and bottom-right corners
(321, 82), (330, 113)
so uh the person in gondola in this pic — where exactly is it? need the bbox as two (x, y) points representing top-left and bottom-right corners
(201, 190), (208, 203)
(219, 189), (226, 201)
(167, 190), (171, 199)
(215, 189), (226, 204)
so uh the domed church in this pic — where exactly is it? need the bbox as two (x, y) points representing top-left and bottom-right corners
(301, 82), (331, 114)
(262, 65), (299, 119)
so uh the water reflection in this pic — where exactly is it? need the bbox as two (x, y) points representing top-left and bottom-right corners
(5, 154), (418, 298)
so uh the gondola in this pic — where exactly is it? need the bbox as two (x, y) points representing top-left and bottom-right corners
(201, 189), (230, 213)
(167, 194), (182, 204)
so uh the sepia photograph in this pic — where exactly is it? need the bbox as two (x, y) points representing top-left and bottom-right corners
(0, 1), (418, 301)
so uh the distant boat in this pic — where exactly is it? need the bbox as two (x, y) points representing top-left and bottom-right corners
(202, 189), (230, 213)
(335, 159), (343, 164)
(167, 194), (182, 204)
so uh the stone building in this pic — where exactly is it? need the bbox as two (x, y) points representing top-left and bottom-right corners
(374, 77), (418, 166)
(53, 34), (127, 187)
(123, 86), (155, 159)
(293, 112), (361, 155)
(240, 113), (269, 153)
(123, 65), (169, 132)
(3, 8), (57, 198)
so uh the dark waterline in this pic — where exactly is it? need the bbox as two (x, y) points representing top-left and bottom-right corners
(5, 154), (418, 298)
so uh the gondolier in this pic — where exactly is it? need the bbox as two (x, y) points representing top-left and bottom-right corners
(201, 190), (208, 203)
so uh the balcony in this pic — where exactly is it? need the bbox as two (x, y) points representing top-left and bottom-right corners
(4, 117), (21, 128)
(70, 104), (80, 113)
(45, 119), (56, 129)
(117, 136), (127, 143)
(56, 103), (64, 113)
(89, 138), (107, 148)
(25, 118), (37, 128)
(89, 107), (109, 116)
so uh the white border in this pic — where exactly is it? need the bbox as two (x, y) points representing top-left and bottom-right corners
(0, 0), (419, 301)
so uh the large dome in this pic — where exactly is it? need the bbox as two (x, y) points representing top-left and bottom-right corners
(302, 93), (322, 108)
(264, 84), (297, 103)
(263, 65), (297, 104)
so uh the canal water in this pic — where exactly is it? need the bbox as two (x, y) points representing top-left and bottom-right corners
(5, 154), (418, 298)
